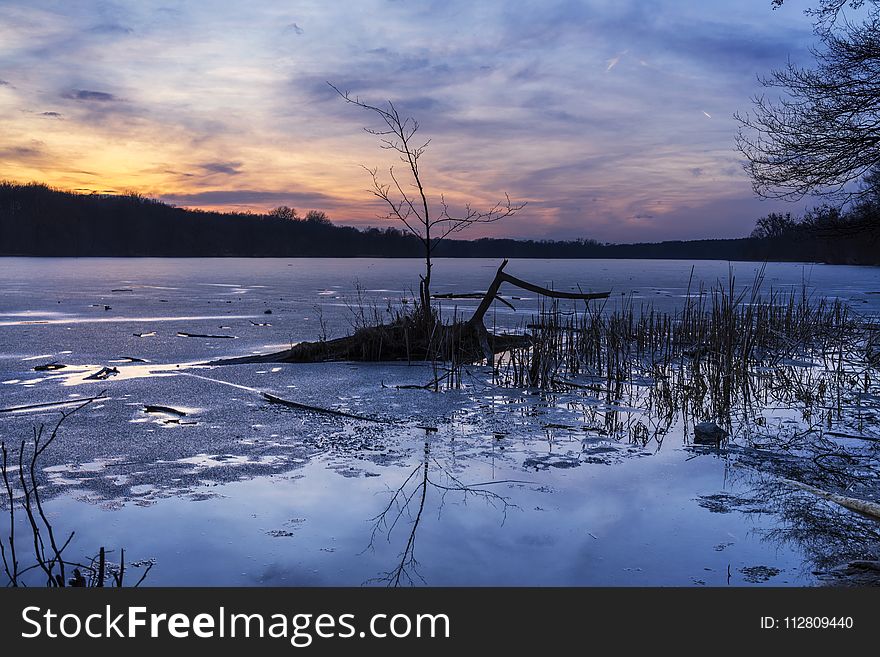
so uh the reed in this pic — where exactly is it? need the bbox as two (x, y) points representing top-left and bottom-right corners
(490, 269), (876, 446)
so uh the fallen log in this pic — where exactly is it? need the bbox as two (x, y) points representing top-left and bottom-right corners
(465, 259), (609, 364)
(782, 477), (880, 520)
(33, 361), (66, 371)
(825, 431), (880, 443)
(211, 259), (607, 367)
(0, 394), (108, 414)
(211, 325), (530, 365)
(263, 392), (390, 423)
(144, 405), (187, 416)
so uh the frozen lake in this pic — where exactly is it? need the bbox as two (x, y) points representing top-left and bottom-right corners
(1, 257), (879, 586)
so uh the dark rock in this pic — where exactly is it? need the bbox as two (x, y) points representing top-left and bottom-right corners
(816, 560), (880, 586)
(694, 421), (728, 445)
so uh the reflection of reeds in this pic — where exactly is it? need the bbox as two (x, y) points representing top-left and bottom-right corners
(490, 269), (880, 580)
(1, 398), (152, 587)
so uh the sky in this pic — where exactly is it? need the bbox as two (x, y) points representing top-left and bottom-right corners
(0, 0), (823, 242)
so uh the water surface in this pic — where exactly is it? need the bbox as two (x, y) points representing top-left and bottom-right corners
(2, 257), (878, 586)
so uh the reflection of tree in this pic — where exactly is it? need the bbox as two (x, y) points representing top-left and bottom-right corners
(754, 477), (879, 583)
(2, 401), (91, 586)
(720, 452), (880, 585)
(367, 441), (515, 586)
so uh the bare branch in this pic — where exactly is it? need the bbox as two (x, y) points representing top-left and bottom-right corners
(330, 81), (525, 313)
(737, 6), (880, 202)
(431, 193), (527, 248)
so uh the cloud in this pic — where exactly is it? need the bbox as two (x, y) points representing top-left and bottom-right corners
(0, 0), (822, 241)
(0, 146), (42, 158)
(0, 79), (9, 86)
(160, 189), (340, 210)
(0, 142), (49, 165)
(61, 89), (119, 102)
(199, 161), (244, 176)
(88, 23), (133, 35)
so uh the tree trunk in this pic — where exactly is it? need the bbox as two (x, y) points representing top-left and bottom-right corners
(420, 238), (433, 322)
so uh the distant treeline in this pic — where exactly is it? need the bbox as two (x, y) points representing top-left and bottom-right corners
(1, 182), (878, 264)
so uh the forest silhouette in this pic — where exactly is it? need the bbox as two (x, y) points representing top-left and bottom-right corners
(1, 182), (877, 264)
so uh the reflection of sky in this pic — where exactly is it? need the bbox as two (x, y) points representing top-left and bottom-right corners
(0, 1), (819, 241)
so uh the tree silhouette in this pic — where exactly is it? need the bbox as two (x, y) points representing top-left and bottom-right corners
(750, 212), (796, 239)
(305, 209), (330, 225)
(736, 1), (880, 202)
(269, 205), (298, 221)
(330, 83), (526, 321)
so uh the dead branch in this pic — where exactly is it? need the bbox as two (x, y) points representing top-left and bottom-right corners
(0, 394), (108, 415)
(1, 394), (151, 588)
(432, 292), (516, 310)
(262, 392), (391, 423)
(825, 431), (880, 443)
(468, 259), (610, 328)
(144, 405), (187, 417)
(84, 366), (119, 380)
(782, 477), (880, 520)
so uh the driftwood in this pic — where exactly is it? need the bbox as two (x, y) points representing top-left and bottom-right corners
(84, 366), (119, 381)
(33, 362), (66, 372)
(212, 259), (609, 366)
(0, 394), (108, 414)
(825, 431), (880, 443)
(263, 392), (390, 423)
(783, 477), (880, 520)
(214, 327), (530, 365)
(143, 405), (187, 417)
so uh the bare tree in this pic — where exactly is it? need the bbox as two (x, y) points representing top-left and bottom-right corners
(750, 211), (796, 238)
(736, 1), (880, 202)
(330, 83), (526, 321)
(268, 205), (298, 221)
(304, 209), (330, 225)
(772, 0), (873, 31)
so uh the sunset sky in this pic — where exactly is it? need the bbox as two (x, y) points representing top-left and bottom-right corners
(0, 1), (821, 242)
